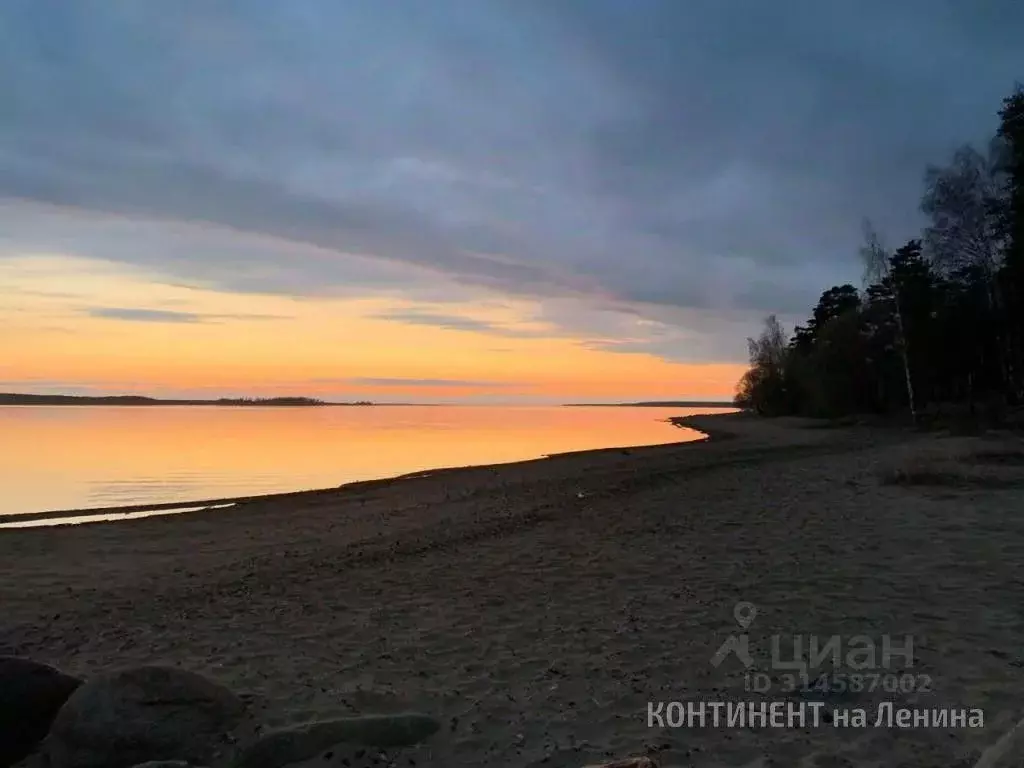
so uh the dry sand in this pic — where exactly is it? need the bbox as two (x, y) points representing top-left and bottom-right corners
(3, 413), (1024, 767)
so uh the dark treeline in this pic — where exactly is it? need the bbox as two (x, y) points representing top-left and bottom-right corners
(737, 85), (1024, 423)
(213, 397), (328, 406)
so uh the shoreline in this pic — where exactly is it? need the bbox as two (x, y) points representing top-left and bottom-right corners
(5, 412), (1021, 766)
(1, 397), (733, 408)
(0, 414), (726, 527)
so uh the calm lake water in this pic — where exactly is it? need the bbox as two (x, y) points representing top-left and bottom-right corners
(0, 405), (731, 522)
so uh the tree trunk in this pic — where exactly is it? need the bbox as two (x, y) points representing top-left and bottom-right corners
(891, 290), (918, 423)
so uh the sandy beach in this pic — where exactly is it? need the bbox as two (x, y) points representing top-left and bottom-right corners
(4, 413), (1024, 767)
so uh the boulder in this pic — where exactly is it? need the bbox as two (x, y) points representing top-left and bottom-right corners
(45, 666), (248, 768)
(0, 656), (82, 768)
(583, 759), (659, 768)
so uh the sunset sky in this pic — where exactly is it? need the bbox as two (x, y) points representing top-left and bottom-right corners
(3, 1), (1022, 403)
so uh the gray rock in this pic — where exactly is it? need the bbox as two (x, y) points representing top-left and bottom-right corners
(130, 763), (200, 768)
(45, 666), (248, 768)
(0, 656), (82, 768)
(232, 714), (441, 768)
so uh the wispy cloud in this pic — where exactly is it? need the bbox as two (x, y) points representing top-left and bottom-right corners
(580, 339), (658, 356)
(319, 377), (520, 388)
(369, 310), (552, 338)
(0, 380), (129, 394)
(84, 306), (290, 323)
(7, 288), (82, 300)
(86, 307), (205, 323)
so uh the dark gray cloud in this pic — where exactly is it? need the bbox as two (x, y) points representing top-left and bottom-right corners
(334, 377), (519, 388)
(85, 307), (288, 323)
(3, 0), (1022, 359)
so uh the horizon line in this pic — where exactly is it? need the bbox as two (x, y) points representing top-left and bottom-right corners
(0, 390), (736, 407)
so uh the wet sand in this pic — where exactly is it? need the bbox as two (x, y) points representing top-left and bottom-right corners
(3, 413), (1024, 767)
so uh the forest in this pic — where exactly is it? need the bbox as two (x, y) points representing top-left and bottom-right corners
(737, 84), (1024, 425)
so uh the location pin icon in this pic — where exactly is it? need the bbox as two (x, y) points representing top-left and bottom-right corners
(733, 601), (757, 630)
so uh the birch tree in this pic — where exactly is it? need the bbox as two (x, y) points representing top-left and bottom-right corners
(860, 219), (917, 421)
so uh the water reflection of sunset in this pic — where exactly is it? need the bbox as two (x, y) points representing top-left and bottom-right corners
(0, 406), (731, 516)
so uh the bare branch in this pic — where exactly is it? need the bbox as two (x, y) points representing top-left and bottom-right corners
(859, 218), (890, 286)
(920, 142), (1007, 276)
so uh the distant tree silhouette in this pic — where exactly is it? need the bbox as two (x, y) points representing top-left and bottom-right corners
(736, 314), (790, 415)
(735, 83), (1024, 424)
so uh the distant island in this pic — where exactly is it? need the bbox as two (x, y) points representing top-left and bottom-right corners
(563, 400), (735, 408)
(0, 393), (374, 407)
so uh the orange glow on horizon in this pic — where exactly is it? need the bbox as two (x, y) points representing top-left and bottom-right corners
(2, 251), (745, 402)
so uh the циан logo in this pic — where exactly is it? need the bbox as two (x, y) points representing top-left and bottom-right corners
(709, 600), (928, 695)
(710, 601), (757, 668)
